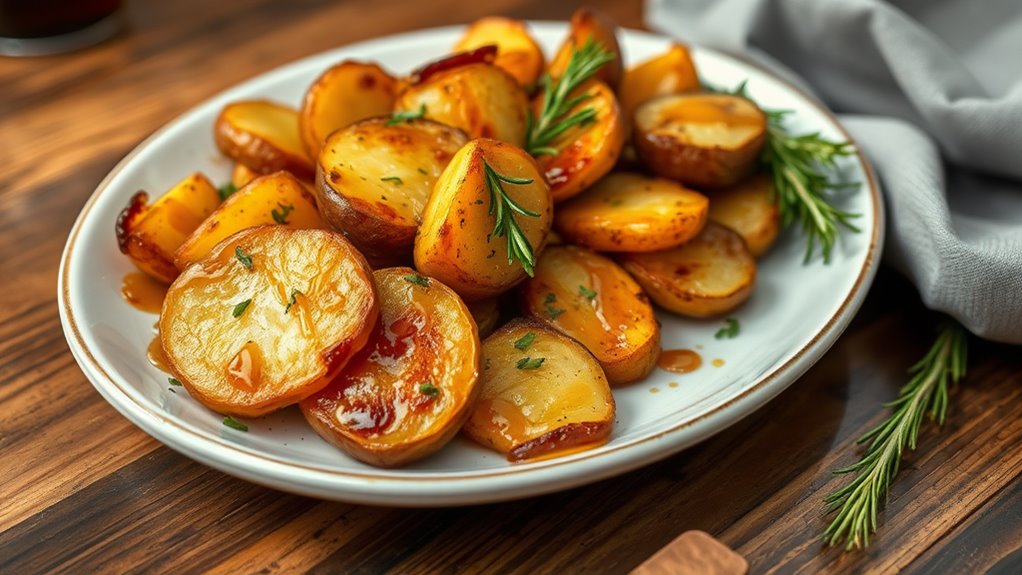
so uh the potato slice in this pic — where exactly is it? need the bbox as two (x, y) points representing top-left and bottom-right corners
(467, 297), (501, 338)
(548, 7), (623, 90)
(708, 173), (780, 257)
(464, 319), (614, 462)
(619, 43), (700, 129)
(634, 93), (767, 188)
(299, 60), (398, 158)
(161, 226), (378, 417)
(300, 268), (480, 467)
(395, 62), (529, 146)
(214, 100), (314, 180)
(314, 118), (468, 261)
(453, 17), (545, 87)
(175, 171), (328, 269)
(231, 163), (259, 190)
(555, 172), (709, 252)
(535, 80), (624, 202)
(521, 246), (659, 385)
(619, 223), (756, 318)
(116, 173), (220, 283)
(415, 138), (552, 301)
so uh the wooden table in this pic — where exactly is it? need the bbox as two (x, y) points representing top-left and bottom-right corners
(2, 1), (1020, 572)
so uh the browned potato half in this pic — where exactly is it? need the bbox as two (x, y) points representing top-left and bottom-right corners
(464, 319), (614, 462)
(634, 93), (767, 188)
(394, 63), (529, 146)
(536, 80), (624, 202)
(116, 173), (220, 283)
(161, 226), (378, 418)
(521, 246), (659, 385)
(555, 172), (709, 252)
(175, 171), (328, 269)
(299, 60), (398, 158)
(709, 173), (780, 257)
(619, 43), (700, 128)
(214, 100), (314, 180)
(300, 268), (480, 467)
(315, 118), (468, 261)
(467, 297), (501, 338)
(548, 7), (623, 90)
(415, 138), (552, 301)
(231, 163), (259, 190)
(453, 17), (545, 87)
(619, 222), (756, 318)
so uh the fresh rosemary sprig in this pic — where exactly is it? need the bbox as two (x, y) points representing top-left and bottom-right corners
(526, 39), (614, 156)
(483, 159), (540, 276)
(823, 322), (968, 550)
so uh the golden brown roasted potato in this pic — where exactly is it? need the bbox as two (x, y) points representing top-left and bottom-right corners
(161, 226), (378, 418)
(548, 7), (623, 90)
(415, 138), (553, 301)
(299, 60), (399, 158)
(554, 172), (709, 252)
(464, 319), (614, 461)
(619, 43), (700, 128)
(116, 173), (220, 283)
(214, 100), (314, 180)
(521, 245), (659, 385)
(453, 17), (545, 87)
(314, 118), (468, 262)
(535, 80), (624, 202)
(709, 173), (780, 257)
(231, 163), (259, 190)
(634, 93), (767, 188)
(619, 222), (756, 317)
(300, 267), (480, 467)
(395, 62), (529, 146)
(467, 297), (501, 338)
(175, 171), (328, 269)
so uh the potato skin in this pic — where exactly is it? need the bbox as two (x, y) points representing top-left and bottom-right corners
(520, 246), (660, 385)
(618, 222), (756, 318)
(619, 43), (700, 129)
(554, 172), (708, 252)
(453, 17), (545, 87)
(214, 100), (314, 180)
(548, 7), (623, 90)
(161, 226), (378, 418)
(395, 63), (529, 146)
(415, 138), (553, 301)
(708, 172), (780, 257)
(467, 297), (501, 338)
(300, 267), (481, 467)
(314, 118), (468, 263)
(634, 93), (767, 188)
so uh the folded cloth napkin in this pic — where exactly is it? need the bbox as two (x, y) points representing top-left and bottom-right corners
(647, 0), (1022, 344)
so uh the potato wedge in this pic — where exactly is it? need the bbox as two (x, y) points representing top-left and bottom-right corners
(214, 100), (314, 179)
(634, 93), (767, 188)
(548, 7), (623, 90)
(619, 222), (756, 317)
(708, 173), (780, 257)
(161, 226), (378, 418)
(453, 17), (545, 87)
(300, 268), (480, 467)
(467, 297), (501, 338)
(116, 172), (220, 283)
(231, 163), (259, 190)
(536, 80), (624, 202)
(619, 43), (700, 129)
(554, 172), (709, 252)
(521, 246), (659, 385)
(464, 319), (614, 461)
(415, 138), (552, 301)
(299, 60), (399, 158)
(175, 171), (328, 269)
(314, 118), (468, 261)
(395, 62), (528, 146)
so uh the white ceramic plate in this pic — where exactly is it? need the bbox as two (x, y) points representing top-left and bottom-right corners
(58, 23), (882, 506)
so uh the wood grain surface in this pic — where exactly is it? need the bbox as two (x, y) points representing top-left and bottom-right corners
(2, 1), (1020, 573)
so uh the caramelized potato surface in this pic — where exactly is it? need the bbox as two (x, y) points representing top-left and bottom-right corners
(619, 223), (756, 318)
(300, 268), (481, 467)
(453, 17), (545, 87)
(521, 246), (659, 385)
(161, 226), (378, 417)
(299, 60), (398, 157)
(708, 173), (780, 257)
(619, 43), (700, 128)
(464, 319), (614, 461)
(214, 100), (314, 179)
(555, 172), (708, 252)
(548, 7), (623, 90)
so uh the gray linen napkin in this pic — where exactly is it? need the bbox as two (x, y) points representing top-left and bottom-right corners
(646, 0), (1022, 344)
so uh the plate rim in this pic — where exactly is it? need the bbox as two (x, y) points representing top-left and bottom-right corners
(57, 22), (884, 504)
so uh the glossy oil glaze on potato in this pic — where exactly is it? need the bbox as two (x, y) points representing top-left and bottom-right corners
(300, 268), (480, 467)
(464, 319), (614, 462)
(214, 100), (314, 180)
(161, 226), (378, 418)
(708, 172), (780, 257)
(453, 17), (545, 87)
(547, 7), (623, 90)
(619, 43), (700, 131)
